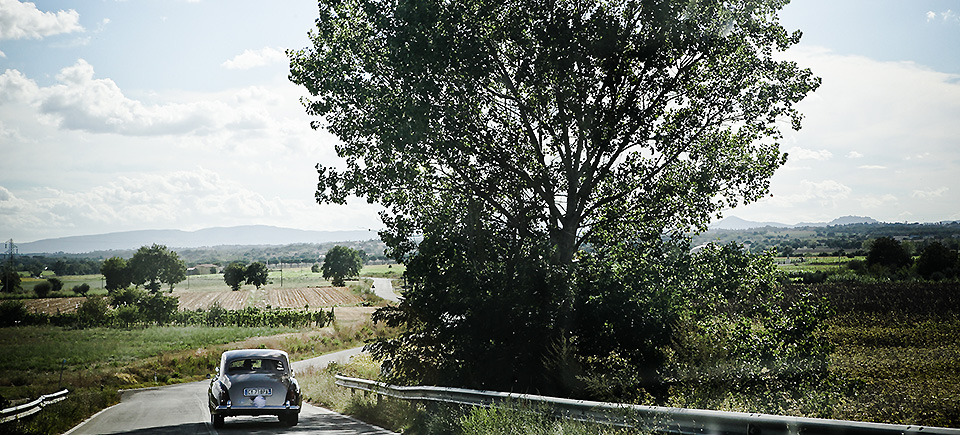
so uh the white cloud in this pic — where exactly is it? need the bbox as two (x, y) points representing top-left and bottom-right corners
(858, 194), (898, 209)
(858, 165), (886, 170)
(0, 60), (304, 138)
(927, 11), (937, 21)
(0, 49), (5, 58)
(786, 146), (832, 161)
(221, 47), (287, 70)
(847, 151), (863, 159)
(0, 0), (84, 40)
(912, 187), (948, 199)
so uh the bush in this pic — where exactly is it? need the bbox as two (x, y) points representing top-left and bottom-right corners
(34, 281), (52, 298)
(108, 286), (145, 307)
(72, 283), (91, 296)
(140, 292), (179, 325)
(47, 277), (64, 292)
(0, 299), (29, 326)
(115, 305), (141, 327)
(77, 296), (110, 327)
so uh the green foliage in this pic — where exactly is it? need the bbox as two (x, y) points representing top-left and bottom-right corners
(1, 266), (21, 293)
(77, 296), (110, 328)
(0, 300), (30, 326)
(101, 256), (131, 291)
(47, 277), (64, 292)
(866, 237), (912, 272)
(916, 241), (958, 280)
(33, 281), (52, 298)
(108, 286), (145, 307)
(244, 261), (269, 289)
(128, 244), (186, 293)
(311, 263), (321, 273)
(72, 282), (91, 296)
(140, 292), (179, 325)
(223, 262), (246, 291)
(115, 304), (141, 328)
(323, 245), (362, 287)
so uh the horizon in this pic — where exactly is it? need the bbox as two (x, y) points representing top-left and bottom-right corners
(2, 0), (959, 242)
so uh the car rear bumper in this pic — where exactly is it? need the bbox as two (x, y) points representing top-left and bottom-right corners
(211, 404), (300, 416)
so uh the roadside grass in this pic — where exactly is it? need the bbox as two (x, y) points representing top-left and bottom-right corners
(298, 355), (650, 434)
(298, 301), (960, 431)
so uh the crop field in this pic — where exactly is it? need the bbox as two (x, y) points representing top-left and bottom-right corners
(21, 287), (362, 315)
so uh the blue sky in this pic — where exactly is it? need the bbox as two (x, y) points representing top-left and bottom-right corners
(1, 0), (959, 243)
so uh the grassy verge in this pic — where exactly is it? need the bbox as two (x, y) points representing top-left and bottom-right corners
(297, 354), (645, 435)
(299, 312), (960, 432)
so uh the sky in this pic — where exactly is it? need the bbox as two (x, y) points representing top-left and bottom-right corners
(1, 0), (959, 243)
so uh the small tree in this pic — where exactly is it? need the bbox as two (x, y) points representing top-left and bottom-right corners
(866, 237), (912, 271)
(77, 296), (110, 328)
(72, 283), (91, 296)
(223, 263), (246, 291)
(322, 246), (362, 287)
(311, 263), (320, 273)
(1, 267), (21, 293)
(47, 277), (64, 293)
(140, 293), (179, 325)
(916, 242), (958, 280)
(101, 256), (132, 291)
(245, 262), (269, 289)
(34, 281), (52, 298)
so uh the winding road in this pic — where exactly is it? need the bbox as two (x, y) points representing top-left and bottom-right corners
(65, 348), (397, 435)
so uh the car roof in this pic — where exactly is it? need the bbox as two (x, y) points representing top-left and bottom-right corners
(221, 349), (289, 362)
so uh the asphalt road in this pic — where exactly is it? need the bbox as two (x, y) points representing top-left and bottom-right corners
(66, 348), (396, 435)
(369, 278), (400, 303)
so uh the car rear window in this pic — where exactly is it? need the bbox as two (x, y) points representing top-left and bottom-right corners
(227, 358), (285, 373)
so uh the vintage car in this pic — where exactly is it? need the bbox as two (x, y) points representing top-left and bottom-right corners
(208, 349), (302, 427)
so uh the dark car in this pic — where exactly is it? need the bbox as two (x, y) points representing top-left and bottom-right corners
(208, 349), (302, 427)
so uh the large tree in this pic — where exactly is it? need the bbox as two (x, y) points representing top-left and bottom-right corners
(101, 256), (131, 291)
(322, 246), (363, 287)
(290, 0), (817, 265)
(290, 0), (820, 396)
(245, 262), (269, 289)
(128, 244), (186, 293)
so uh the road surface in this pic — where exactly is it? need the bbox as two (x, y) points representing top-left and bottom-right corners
(369, 278), (400, 302)
(66, 348), (395, 435)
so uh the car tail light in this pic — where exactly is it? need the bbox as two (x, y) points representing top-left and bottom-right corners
(285, 385), (298, 405)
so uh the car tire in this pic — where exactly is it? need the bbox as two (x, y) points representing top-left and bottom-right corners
(212, 413), (225, 428)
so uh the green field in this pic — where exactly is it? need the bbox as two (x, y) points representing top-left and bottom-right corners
(6, 264), (405, 298)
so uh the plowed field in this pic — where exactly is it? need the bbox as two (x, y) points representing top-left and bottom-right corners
(22, 287), (361, 315)
(24, 297), (85, 315)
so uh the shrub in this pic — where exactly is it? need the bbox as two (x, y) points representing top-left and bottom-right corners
(108, 286), (145, 307)
(115, 305), (141, 328)
(77, 296), (110, 327)
(72, 283), (91, 296)
(47, 277), (64, 292)
(0, 299), (29, 326)
(140, 292), (179, 325)
(34, 281), (52, 298)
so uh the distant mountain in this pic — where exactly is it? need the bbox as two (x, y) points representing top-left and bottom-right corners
(709, 216), (790, 230)
(710, 215), (879, 230)
(17, 226), (378, 254)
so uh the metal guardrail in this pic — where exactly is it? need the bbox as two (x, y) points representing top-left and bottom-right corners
(0, 389), (69, 424)
(336, 375), (960, 435)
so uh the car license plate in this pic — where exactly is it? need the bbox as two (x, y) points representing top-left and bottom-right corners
(243, 387), (272, 397)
